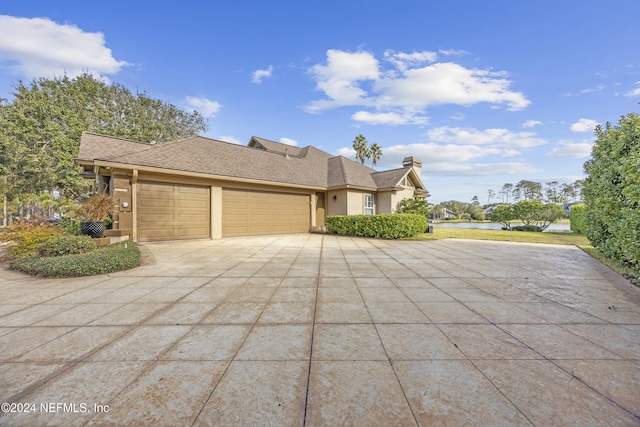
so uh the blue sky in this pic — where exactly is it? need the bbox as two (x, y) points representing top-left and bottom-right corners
(1, 1), (639, 203)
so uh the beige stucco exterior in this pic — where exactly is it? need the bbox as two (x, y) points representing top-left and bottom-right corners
(78, 133), (429, 242)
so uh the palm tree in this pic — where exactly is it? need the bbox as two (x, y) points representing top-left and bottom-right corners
(369, 143), (382, 168)
(352, 134), (368, 164)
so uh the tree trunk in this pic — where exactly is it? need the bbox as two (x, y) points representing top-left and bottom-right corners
(3, 191), (6, 227)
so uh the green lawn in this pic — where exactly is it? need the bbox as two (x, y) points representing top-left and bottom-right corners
(408, 227), (588, 245)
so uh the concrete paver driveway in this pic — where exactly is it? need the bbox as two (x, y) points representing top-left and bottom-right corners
(1, 234), (639, 426)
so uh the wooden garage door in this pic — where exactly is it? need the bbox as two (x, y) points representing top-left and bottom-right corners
(222, 189), (310, 237)
(137, 182), (210, 242)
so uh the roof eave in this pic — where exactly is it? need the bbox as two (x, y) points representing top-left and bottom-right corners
(87, 160), (326, 191)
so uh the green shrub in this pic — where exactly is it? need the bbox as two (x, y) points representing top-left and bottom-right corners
(1, 220), (64, 258)
(326, 214), (427, 239)
(512, 225), (542, 232)
(58, 219), (82, 235)
(397, 196), (430, 217)
(570, 204), (586, 233)
(583, 112), (640, 271)
(10, 241), (140, 278)
(37, 235), (97, 257)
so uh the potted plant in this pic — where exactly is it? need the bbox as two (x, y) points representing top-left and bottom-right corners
(73, 193), (118, 238)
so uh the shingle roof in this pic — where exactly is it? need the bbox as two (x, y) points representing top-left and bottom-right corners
(78, 132), (427, 193)
(249, 136), (305, 158)
(372, 168), (412, 189)
(77, 133), (151, 162)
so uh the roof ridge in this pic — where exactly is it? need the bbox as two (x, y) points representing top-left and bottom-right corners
(81, 131), (151, 146)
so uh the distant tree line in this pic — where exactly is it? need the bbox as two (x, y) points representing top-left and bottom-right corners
(0, 73), (207, 225)
(430, 179), (583, 222)
(489, 180), (583, 205)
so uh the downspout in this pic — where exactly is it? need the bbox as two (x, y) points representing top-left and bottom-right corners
(132, 169), (138, 242)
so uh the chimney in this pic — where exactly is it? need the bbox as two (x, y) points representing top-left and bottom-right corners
(285, 148), (290, 159)
(402, 156), (422, 176)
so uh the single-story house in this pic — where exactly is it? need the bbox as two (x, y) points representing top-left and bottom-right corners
(77, 132), (429, 242)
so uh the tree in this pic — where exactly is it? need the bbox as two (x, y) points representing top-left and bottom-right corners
(583, 113), (640, 270)
(514, 180), (543, 201)
(491, 201), (564, 231)
(369, 143), (382, 168)
(490, 205), (515, 230)
(352, 134), (369, 165)
(501, 183), (513, 203)
(439, 200), (468, 219)
(397, 195), (429, 217)
(544, 181), (565, 204)
(1, 73), (207, 224)
(487, 189), (496, 204)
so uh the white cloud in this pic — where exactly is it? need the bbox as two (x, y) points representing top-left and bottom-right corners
(545, 140), (593, 158)
(218, 135), (242, 145)
(624, 81), (640, 97)
(522, 120), (542, 128)
(305, 49), (530, 121)
(336, 140), (535, 177)
(351, 110), (428, 125)
(279, 137), (298, 146)
(570, 118), (598, 133)
(0, 15), (128, 79)
(383, 49), (438, 71)
(375, 62), (530, 111)
(427, 162), (539, 176)
(306, 49), (379, 112)
(186, 96), (222, 118)
(425, 126), (547, 148)
(251, 65), (273, 84)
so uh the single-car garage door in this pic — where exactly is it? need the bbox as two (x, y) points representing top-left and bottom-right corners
(222, 188), (310, 237)
(137, 182), (210, 242)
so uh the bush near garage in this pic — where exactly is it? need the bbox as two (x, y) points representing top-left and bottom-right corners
(9, 241), (140, 278)
(570, 204), (587, 233)
(0, 220), (64, 259)
(326, 214), (428, 239)
(37, 235), (97, 257)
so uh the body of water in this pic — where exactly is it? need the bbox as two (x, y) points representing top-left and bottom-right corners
(429, 222), (571, 232)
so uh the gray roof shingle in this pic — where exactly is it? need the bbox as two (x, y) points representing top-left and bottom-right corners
(78, 132), (426, 193)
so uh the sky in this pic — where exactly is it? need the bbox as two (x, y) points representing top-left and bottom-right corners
(0, 1), (639, 204)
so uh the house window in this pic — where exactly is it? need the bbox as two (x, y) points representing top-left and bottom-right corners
(364, 194), (374, 215)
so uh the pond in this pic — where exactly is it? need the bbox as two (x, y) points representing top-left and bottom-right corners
(429, 221), (572, 232)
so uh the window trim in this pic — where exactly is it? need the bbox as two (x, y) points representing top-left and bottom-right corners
(364, 194), (374, 215)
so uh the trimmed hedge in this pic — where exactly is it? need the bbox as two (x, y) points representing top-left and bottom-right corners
(570, 204), (586, 233)
(10, 241), (140, 278)
(37, 235), (97, 257)
(326, 214), (428, 239)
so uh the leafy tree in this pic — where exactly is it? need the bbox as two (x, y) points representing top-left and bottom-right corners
(491, 201), (565, 231)
(369, 143), (382, 168)
(397, 195), (429, 217)
(1, 73), (207, 224)
(583, 113), (640, 270)
(490, 205), (515, 230)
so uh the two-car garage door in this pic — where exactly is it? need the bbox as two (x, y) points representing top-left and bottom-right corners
(136, 182), (310, 241)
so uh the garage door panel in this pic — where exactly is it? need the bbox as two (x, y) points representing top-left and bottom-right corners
(137, 182), (210, 242)
(222, 188), (310, 237)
